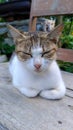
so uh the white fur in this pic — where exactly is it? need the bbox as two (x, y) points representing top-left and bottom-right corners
(9, 47), (66, 100)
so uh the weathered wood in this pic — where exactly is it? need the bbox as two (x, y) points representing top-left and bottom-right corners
(29, 17), (37, 32)
(30, 0), (73, 17)
(57, 48), (73, 62)
(0, 123), (9, 130)
(0, 63), (73, 130)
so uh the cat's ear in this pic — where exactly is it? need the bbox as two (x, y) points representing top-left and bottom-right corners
(7, 24), (26, 40)
(47, 23), (64, 44)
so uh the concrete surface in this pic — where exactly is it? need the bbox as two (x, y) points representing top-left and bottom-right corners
(0, 63), (73, 130)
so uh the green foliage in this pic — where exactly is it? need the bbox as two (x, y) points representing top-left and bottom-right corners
(2, 43), (15, 55)
(58, 61), (73, 73)
(0, 0), (6, 3)
(61, 35), (73, 49)
(60, 22), (73, 49)
(0, 36), (5, 54)
(59, 21), (73, 73)
(0, 18), (6, 22)
(0, 35), (15, 59)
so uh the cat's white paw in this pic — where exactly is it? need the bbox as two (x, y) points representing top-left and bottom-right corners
(40, 87), (66, 100)
(19, 88), (39, 98)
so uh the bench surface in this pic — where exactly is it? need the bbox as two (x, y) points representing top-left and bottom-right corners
(0, 63), (73, 130)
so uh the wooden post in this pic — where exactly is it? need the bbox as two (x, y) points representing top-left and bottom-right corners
(57, 16), (63, 24)
(29, 17), (37, 32)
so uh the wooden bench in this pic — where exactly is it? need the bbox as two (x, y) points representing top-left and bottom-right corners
(29, 0), (73, 63)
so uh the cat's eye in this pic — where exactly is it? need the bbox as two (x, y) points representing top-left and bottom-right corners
(16, 51), (32, 61)
(42, 48), (56, 59)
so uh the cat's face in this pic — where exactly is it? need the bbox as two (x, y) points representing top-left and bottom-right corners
(15, 35), (57, 73)
(44, 19), (55, 32)
(7, 24), (63, 73)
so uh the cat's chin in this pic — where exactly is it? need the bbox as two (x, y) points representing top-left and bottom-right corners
(34, 69), (42, 73)
(34, 68), (47, 73)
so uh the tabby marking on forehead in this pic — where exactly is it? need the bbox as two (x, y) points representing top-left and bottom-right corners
(15, 32), (57, 61)
(16, 38), (32, 52)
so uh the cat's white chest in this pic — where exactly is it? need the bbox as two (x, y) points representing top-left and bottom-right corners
(10, 56), (62, 91)
(12, 66), (59, 91)
(25, 72), (59, 90)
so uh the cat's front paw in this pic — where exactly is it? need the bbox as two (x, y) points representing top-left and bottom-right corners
(40, 87), (66, 100)
(19, 88), (39, 98)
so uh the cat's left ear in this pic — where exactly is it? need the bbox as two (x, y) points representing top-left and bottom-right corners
(7, 24), (26, 40)
(47, 23), (64, 44)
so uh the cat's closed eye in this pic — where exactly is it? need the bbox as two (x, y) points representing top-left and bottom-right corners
(17, 51), (32, 61)
(42, 48), (56, 59)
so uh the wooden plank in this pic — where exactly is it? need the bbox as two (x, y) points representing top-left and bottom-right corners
(29, 17), (37, 32)
(57, 48), (73, 62)
(0, 63), (73, 130)
(30, 0), (73, 16)
(0, 123), (9, 130)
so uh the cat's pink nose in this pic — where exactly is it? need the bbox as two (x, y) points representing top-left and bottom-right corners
(34, 64), (41, 69)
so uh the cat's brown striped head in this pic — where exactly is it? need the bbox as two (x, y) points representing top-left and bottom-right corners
(7, 24), (63, 72)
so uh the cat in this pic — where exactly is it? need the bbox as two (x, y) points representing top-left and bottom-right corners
(43, 18), (55, 32)
(7, 24), (66, 100)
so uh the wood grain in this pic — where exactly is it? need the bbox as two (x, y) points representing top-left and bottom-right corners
(57, 48), (73, 62)
(0, 63), (73, 130)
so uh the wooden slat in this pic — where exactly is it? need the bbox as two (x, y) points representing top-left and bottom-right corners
(0, 63), (73, 130)
(0, 123), (9, 130)
(29, 0), (73, 31)
(57, 48), (73, 62)
(30, 0), (73, 16)
(29, 17), (37, 32)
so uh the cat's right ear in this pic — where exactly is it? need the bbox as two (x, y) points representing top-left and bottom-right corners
(46, 23), (64, 44)
(7, 24), (26, 41)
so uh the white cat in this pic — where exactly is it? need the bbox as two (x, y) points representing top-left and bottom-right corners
(8, 24), (66, 100)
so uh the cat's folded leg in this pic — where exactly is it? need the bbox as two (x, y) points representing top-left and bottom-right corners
(40, 86), (66, 100)
(19, 88), (39, 98)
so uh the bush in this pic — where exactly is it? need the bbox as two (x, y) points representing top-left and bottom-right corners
(58, 61), (73, 73)
(60, 22), (73, 49)
(2, 43), (15, 59)
(0, 35), (15, 59)
(0, 0), (6, 3)
(61, 35), (73, 49)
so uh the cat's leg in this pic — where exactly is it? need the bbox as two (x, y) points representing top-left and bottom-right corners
(19, 88), (39, 98)
(40, 85), (66, 100)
